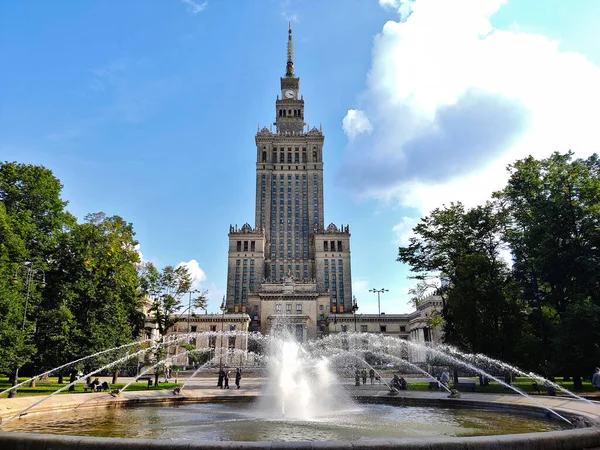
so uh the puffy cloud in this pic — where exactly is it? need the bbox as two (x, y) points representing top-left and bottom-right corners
(392, 216), (419, 246)
(339, 0), (600, 212)
(342, 109), (373, 141)
(176, 259), (207, 291)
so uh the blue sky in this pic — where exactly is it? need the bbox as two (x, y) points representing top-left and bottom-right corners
(2, 0), (600, 314)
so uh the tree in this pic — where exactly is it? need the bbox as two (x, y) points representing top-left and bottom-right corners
(398, 201), (526, 362)
(35, 212), (145, 386)
(140, 263), (197, 385)
(495, 152), (600, 384)
(0, 162), (74, 389)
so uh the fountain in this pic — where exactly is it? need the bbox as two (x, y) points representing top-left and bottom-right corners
(1, 331), (600, 449)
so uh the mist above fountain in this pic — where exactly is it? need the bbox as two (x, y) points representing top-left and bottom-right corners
(255, 333), (354, 420)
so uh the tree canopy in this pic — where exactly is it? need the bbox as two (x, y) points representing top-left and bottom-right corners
(398, 152), (600, 382)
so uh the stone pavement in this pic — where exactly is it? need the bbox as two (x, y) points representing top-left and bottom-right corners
(2, 376), (600, 425)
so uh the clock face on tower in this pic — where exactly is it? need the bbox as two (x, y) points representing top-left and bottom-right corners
(285, 89), (295, 99)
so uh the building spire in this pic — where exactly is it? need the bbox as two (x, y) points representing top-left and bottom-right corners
(286, 22), (294, 77)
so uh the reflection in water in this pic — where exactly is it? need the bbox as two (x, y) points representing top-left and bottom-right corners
(4, 402), (567, 441)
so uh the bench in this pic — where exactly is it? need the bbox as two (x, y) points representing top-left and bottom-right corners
(531, 382), (556, 396)
(453, 382), (476, 391)
(83, 383), (97, 392)
(137, 376), (154, 388)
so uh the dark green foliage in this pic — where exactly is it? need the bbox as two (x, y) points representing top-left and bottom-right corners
(398, 152), (600, 378)
(0, 162), (145, 380)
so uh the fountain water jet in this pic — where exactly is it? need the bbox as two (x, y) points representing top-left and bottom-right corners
(0, 339), (153, 397)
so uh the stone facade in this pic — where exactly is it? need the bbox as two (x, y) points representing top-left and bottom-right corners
(224, 24), (353, 339)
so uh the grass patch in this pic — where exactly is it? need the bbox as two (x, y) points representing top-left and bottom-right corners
(0, 377), (180, 398)
(406, 378), (597, 394)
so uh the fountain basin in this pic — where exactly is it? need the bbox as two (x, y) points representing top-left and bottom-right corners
(1, 384), (600, 449)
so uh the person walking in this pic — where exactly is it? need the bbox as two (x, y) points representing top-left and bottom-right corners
(354, 369), (360, 386)
(235, 368), (242, 389)
(224, 370), (230, 389)
(369, 368), (375, 385)
(592, 367), (600, 391)
(361, 368), (367, 385)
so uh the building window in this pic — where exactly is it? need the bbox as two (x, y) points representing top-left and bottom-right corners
(400, 326), (406, 332)
(286, 303), (292, 312)
(191, 326), (197, 332)
(276, 304), (281, 312)
(361, 325), (368, 333)
(380, 325), (387, 333)
(296, 304), (302, 312)
(341, 325), (347, 332)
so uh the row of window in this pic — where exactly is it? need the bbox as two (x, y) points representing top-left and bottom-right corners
(275, 303), (303, 313)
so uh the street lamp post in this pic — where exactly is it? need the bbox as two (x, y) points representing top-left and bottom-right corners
(187, 289), (200, 335)
(219, 297), (226, 372)
(9, 262), (46, 398)
(186, 289), (200, 368)
(369, 288), (388, 332)
(351, 295), (359, 332)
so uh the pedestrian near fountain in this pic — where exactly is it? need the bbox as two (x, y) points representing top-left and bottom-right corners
(235, 368), (242, 389)
(440, 369), (450, 391)
(369, 368), (375, 385)
(218, 369), (224, 388)
(224, 370), (230, 389)
(354, 369), (360, 386)
(361, 368), (367, 385)
(592, 367), (600, 390)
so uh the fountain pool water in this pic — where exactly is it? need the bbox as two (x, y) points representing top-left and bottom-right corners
(1, 331), (600, 449)
(0, 401), (569, 441)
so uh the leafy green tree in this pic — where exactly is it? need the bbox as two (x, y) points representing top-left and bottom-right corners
(36, 212), (145, 387)
(495, 152), (600, 385)
(140, 263), (198, 384)
(0, 162), (74, 392)
(0, 203), (34, 377)
(398, 202), (526, 362)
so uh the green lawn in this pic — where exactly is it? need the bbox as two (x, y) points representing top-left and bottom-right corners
(407, 377), (597, 395)
(0, 377), (180, 397)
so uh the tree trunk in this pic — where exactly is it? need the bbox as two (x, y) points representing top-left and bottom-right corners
(29, 379), (36, 388)
(58, 372), (64, 384)
(68, 370), (77, 391)
(154, 371), (159, 387)
(112, 370), (118, 385)
(573, 375), (583, 390)
(564, 375), (571, 382)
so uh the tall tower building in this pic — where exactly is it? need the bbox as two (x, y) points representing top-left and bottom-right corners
(225, 24), (353, 340)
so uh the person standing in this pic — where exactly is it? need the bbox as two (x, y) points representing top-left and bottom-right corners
(235, 368), (242, 389)
(354, 369), (360, 386)
(218, 369), (224, 388)
(440, 369), (450, 391)
(361, 368), (367, 385)
(224, 370), (230, 389)
(369, 368), (375, 385)
(593, 367), (600, 391)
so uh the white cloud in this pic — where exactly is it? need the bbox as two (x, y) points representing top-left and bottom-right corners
(181, 0), (207, 14)
(342, 109), (373, 141)
(176, 259), (207, 291)
(392, 216), (419, 246)
(339, 0), (600, 216)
